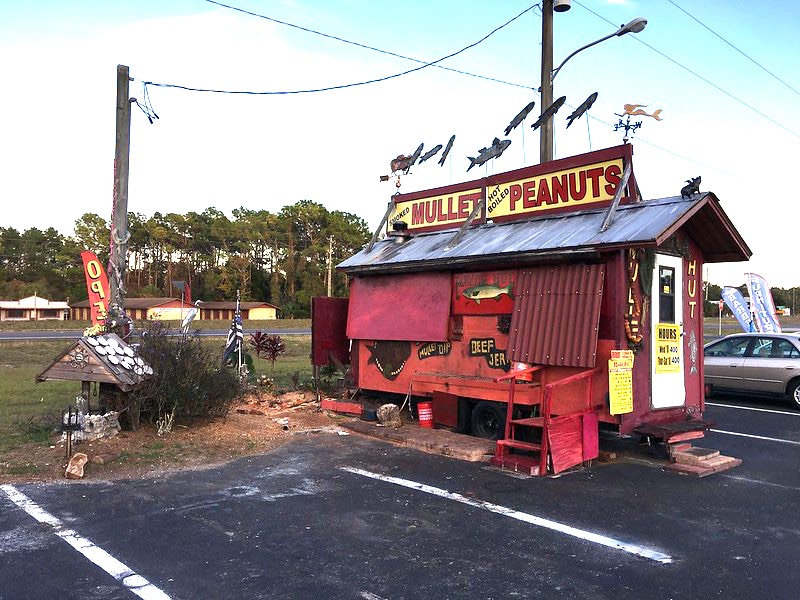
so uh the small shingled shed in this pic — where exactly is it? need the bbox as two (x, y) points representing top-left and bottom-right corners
(36, 333), (154, 422)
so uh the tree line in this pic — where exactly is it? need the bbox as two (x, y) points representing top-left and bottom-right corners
(0, 200), (370, 318)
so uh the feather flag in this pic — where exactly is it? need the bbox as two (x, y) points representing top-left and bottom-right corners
(745, 273), (781, 333)
(222, 313), (243, 365)
(721, 286), (754, 333)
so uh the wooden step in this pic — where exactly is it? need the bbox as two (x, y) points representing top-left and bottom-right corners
(496, 439), (542, 452)
(510, 417), (545, 427)
(490, 454), (541, 476)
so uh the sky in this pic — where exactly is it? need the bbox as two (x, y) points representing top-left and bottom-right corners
(2, 0), (799, 289)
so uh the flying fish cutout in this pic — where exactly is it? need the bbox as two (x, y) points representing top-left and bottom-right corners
(622, 103), (663, 121)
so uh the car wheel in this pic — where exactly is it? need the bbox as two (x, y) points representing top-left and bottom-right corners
(788, 380), (800, 410)
(470, 401), (507, 440)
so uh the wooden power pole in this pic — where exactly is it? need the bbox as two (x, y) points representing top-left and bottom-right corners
(109, 64), (132, 313)
(326, 236), (333, 296)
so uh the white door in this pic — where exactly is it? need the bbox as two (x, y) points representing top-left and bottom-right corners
(650, 253), (685, 409)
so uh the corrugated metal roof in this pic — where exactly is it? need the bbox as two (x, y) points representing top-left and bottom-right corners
(338, 193), (751, 275)
(508, 264), (605, 368)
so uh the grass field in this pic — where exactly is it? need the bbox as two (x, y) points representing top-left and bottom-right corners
(0, 318), (311, 332)
(0, 334), (313, 453)
(4, 315), (800, 456)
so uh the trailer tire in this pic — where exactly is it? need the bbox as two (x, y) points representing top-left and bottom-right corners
(470, 401), (507, 440)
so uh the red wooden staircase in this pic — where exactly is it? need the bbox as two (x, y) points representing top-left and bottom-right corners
(491, 366), (599, 476)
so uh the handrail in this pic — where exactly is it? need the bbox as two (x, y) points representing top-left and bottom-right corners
(544, 368), (597, 391)
(494, 365), (545, 383)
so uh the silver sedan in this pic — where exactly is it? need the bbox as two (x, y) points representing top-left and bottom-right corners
(704, 332), (800, 409)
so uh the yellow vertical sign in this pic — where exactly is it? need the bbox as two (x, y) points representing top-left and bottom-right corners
(655, 323), (681, 373)
(609, 349), (634, 415)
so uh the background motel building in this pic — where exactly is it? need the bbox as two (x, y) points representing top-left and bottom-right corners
(0, 295), (70, 321)
(69, 298), (278, 321)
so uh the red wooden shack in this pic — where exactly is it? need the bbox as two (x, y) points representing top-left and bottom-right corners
(315, 145), (751, 475)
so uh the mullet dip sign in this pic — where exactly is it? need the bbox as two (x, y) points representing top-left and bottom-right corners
(387, 145), (634, 232)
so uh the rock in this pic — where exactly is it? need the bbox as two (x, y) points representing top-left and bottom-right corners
(78, 411), (121, 441)
(65, 453), (89, 479)
(377, 404), (402, 428)
(91, 452), (120, 465)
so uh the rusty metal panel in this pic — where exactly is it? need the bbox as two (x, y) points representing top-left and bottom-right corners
(508, 263), (605, 368)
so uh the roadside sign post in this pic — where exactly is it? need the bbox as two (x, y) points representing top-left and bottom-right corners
(718, 299), (724, 335)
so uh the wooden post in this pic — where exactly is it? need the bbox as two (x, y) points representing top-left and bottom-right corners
(540, 0), (554, 164)
(109, 65), (132, 312)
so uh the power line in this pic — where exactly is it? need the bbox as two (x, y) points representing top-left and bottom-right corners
(573, 0), (800, 140)
(667, 0), (800, 99)
(201, 0), (537, 91)
(145, 3), (538, 95)
(140, 2), (731, 177)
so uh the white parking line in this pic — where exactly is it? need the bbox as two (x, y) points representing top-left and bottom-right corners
(1, 485), (171, 600)
(709, 429), (800, 446)
(706, 402), (800, 417)
(340, 466), (672, 564)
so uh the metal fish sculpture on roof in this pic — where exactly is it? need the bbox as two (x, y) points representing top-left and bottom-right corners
(438, 135), (456, 166)
(389, 142), (424, 174)
(623, 103), (663, 121)
(530, 96), (566, 131)
(467, 137), (512, 172)
(565, 92), (598, 128)
(418, 144), (443, 164)
(504, 100), (536, 135)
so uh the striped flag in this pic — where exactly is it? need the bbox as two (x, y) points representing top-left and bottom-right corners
(222, 313), (243, 365)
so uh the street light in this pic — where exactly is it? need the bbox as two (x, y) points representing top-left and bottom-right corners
(539, 0), (648, 163)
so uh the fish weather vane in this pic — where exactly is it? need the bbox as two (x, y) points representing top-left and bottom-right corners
(614, 102), (663, 143)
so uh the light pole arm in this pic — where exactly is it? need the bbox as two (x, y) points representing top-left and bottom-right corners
(552, 31), (615, 80)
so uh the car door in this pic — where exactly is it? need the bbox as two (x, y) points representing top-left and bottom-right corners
(703, 336), (750, 392)
(740, 337), (800, 395)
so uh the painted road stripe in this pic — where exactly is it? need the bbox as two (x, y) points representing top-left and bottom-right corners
(706, 402), (800, 417)
(709, 429), (800, 446)
(1, 485), (171, 600)
(340, 466), (672, 564)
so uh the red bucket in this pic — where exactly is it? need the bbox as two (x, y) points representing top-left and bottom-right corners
(417, 401), (434, 429)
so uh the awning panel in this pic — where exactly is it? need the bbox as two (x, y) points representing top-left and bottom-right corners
(347, 273), (451, 342)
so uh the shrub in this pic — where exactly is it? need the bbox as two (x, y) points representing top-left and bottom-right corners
(129, 322), (243, 426)
(249, 332), (286, 370)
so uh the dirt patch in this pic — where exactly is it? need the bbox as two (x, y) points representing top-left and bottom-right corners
(0, 392), (353, 484)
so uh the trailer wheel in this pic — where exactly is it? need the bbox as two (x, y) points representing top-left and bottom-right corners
(470, 401), (507, 440)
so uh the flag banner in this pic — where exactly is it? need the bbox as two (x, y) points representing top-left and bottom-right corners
(745, 273), (781, 333)
(172, 280), (191, 304)
(80, 251), (111, 327)
(721, 287), (753, 333)
(222, 313), (243, 364)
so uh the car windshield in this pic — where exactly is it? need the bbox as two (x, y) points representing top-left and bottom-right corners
(705, 337), (750, 357)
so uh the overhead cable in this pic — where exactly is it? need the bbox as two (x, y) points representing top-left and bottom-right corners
(573, 0), (800, 140)
(667, 0), (800, 99)
(145, 3), (538, 95)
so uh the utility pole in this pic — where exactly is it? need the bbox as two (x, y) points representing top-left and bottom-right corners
(540, 0), (554, 164)
(109, 64), (132, 314)
(326, 236), (333, 296)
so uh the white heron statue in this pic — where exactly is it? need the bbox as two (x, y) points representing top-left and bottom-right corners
(181, 300), (202, 334)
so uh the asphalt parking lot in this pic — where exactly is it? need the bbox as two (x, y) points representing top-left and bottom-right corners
(2, 396), (799, 600)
